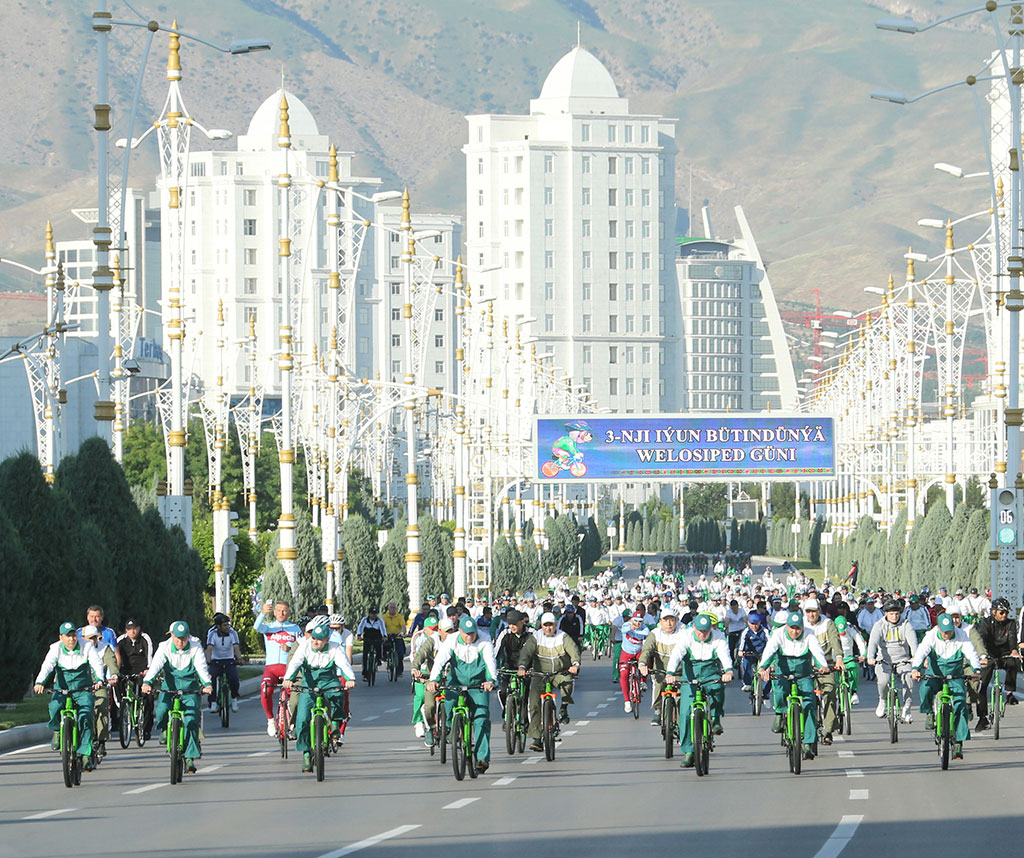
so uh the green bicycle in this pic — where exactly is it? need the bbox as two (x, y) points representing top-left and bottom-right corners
(740, 652), (765, 716)
(985, 655), (1020, 740)
(770, 670), (825, 776)
(882, 658), (913, 744)
(117, 674), (149, 748)
(300, 684), (339, 782)
(651, 670), (680, 760)
(589, 625), (609, 661)
(682, 677), (717, 776)
(47, 689), (94, 788)
(448, 684), (488, 781)
(526, 671), (563, 761)
(835, 660), (859, 737)
(920, 672), (973, 770)
(164, 690), (190, 785)
(500, 669), (529, 755)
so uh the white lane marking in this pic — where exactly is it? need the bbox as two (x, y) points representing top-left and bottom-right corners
(837, 750), (854, 758)
(1, 743), (48, 758)
(560, 730), (578, 736)
(575, 720), (590, 726)
(317, 824), (422, 858)
(248, 751), (271, 757)
(362, 715), (379, 721)
(385, 708), (400, 713)
(522, 756), (542, 764)
(606, 696), (618, 701)
(22, 808), (75, 820)
(596, 703), (609, 709)
(493, 776), (517, 786)
(443, 797), (480, 810)
(390, 746), (424, 751)
(123, 782), (167, 795)
(812, 814), (863, 858)
(846, 770), (864, 778)
(197, 764), (224, 774)
(586, 711), (599, 717)
(849, 790), (869, 800)
(834, 734), (846, 743)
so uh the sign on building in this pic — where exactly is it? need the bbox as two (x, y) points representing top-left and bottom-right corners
(534, 414), (834, 482)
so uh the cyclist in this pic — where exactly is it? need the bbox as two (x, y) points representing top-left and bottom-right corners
(866, 598), (918, 723)
(517, 611), (580, 750)
(639, 606), (686, 726)
(618, 610), (651, 713)
(82, 605), (121, 667)
(803, 599), (845, 743)
(283, 623), (356, 773)
(609, 607), (628, 682)
(724, 599), (747, 662)
(382, 602), (407, 678)
(558, 604), (584, 648)
(33, 621), (105, 767)
(427, 616), (498, 774)
(834, 615), (866, 705)
(141, 621), (212, 775)
(205, 613), (242, 714)
(665, 613), (734, 768)
(758, 611), (829, 759)
(80, 625), (118, 758)
(903, 594), (933, 643)
(494, 610), (532, 714)
(254, 600), (303, 737)
(356, 606), (387, 682)
(412, 616), (452, 741)
(911, 612), (982, 760)
(974, 596), (1020, 730)
(737, 613), (769, 696)
(116, 618), (154, 740)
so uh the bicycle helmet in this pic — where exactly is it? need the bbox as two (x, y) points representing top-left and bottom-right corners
(563, 419), (592, 432)
(993, 597), (1011, 614)
(328, 613), (344, 625)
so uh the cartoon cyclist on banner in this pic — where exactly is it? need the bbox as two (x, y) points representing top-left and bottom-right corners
(542, 420), (593, 477)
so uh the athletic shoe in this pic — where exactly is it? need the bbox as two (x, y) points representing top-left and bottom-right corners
(741, 684), (752, 692)
(804, 748), (815, 760)
(821, 733), (833, 745)
(266, 718), (276, 737)
(902, 714), (914, 724)
(1007, 693), (1019, 705)
(953, 742), (963, 759)
(208, 703), (218, 713)
(976, 716), (990, 731)
(414, 722), (425, 738)
(712, 721), (723, 736)
(82, 756), (93, 772)
(851, 693), (859, 705)
(926, 713), (936, 730)
(476, 759), (489, 774)
(624, 701), (632, 713)
(529, 741), (543, 752)
(50, 732), (60, 751)
(679, 753), (695, 768)
(302, 753), (312, 773)
(185, 758), (197, 774)
(231, 700), (239, 712)
(875, 702), (885, 718)
(558, 706), (570, 724)
(650, 716), (661, 727)
(771, 715), (784, 733)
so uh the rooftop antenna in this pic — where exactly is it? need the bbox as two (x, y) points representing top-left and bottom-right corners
(280, 64), (285, 90)
(577, 20), (581, 48)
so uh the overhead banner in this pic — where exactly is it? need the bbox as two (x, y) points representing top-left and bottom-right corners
(534, 414), (834, 482)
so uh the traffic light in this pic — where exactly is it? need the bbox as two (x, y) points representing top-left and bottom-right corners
(996, 488), (1017, 549)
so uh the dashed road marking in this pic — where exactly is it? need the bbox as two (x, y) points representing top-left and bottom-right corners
(317, 824), (422, 858)
(385, 708), (400, 713)
(596, 703), (609, 709)
(248, 751), (271, 757)
(849, 789), (869, 800)
(493, 776), (517, 786)
(846, 770), (864, 778)
(443, 797), (480, 810)
(123, 782), (167, 795)
(561, 730), (578, 736)
(362, 715), (379, 722)
(838, 750), (855, 758)
(522, 756), (542, 765)
(197, 764), (224, 774)
(812, 814), (863, 858)
(22, 808), (75, 820)
(575, 720), (591, 726)
(586, 711), (599, 717)
(1, 744), (48, 758)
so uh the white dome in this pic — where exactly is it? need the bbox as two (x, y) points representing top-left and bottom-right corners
(246, 88), (320, 139)
(539, 47), (619, 100)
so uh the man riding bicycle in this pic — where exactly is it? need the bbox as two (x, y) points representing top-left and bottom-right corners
(116, 618), (154, 740)
(357, 607), (387, 682)
(974, 596), (1020, 730)
(737, 612), (769, 696)
(517, 611), (581, 750)
(33, 621), (106, 767)
(494, 610), (532, 715)
(618, 610), (650, 713)
(803, 598), (846, 744)
(834, 615), (866, 705)
(383, 602), (407, 678)
(283, 623), (356, 773)
(205, 612), (242, 714)
(254, 600), (303, 737)
(866, 599), (918, 723)
(666, 613), (734, 768)
(639, 606), (686, 726)
(911, 612), (982, 760)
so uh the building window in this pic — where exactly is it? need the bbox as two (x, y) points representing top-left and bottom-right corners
(391, 308), (401, 321)
(642, 346), (652, 364)
(515, 155), (523, 173)
(609, 315), (618, 333)
(243, 219), (256, 235)
(358, 337), (369, 354)
(582, 155), (591, 174)
(244, 307), (258, 326)
(582, 219), (591, 237)
(642, 378), (651, 396)
(190, 162), (205, 177)
(625, 346), (634, 363)
(391, 255), (400, 269)
(625, 252), (634, 269)
(581, 123), (591, 142)
(391, 282), (401, 295)
(625, 283), (634, 301)
(503, 189), (509, 205)
(609, 377), (618, 395)
(503, 157), (509, 174)
(642, 252), (651, 269)
(545, 282), (554, 300)
(608, 188), (617, 206)
(582, 251), (592, 269)
(609, 283), (617, 301)
(582, 187), (591, 205)
(544, 187), (553, 204)
(434, 308), (444, 322)
(608, 156), (617, 174)
(545, 314), (554, 332)
(478, 189), (484, 206)
(434, 334), (444, 348)
(641, 125), (650, 143)
(243, 189), (257, 206)
(624, 125), (633, 143)
(642, 157), (651, 175)
(608, 124), (617, 143)
(609, 251), (617, 269)
(515, 219), (524, 237)
(642, 315), (652, 333)
(626, 378), (635, 395)
(478, 158), (484, 175)
(478, 221), (484, 238)
(544, 219), (553, 236)
(624, 157), (634, 175)
(609, 345), (618, 363)
(235, 162), (244, 175)
(544, 154), (553, 173)
(244, 277), (257, 294)
(391, 333), (401, 347)
(582, 314), (592, 332)
(641, 189), (650, 206)
(609, 220), (618, 238)
(583, 345), (592, 363)
(435, 361), (445, 374)
(244, 248), (257, 264)
(582, 282), (591, 300)
(391, 359), (401, 375)
(625, 315), (634, 333)
(514, 188), (523, 204)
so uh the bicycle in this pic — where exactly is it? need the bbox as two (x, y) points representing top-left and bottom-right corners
(648, 670), (680, 759)
(621, 659), (642, 720)
(293, 683), (337, 782)
(384, 635), (402, 683)
(213, 663), (233, 729)
(985, 654), (1020, 740)
(500, 669), (529, 755)
(768, 670), (825, 776)
(524, 670), (564, 761)
(117, 674), (149, 748)
(275, 684), (292, 759)
(164, 690), (190, 785)
(740, 652), (765, 716)
(835, 659), (860, 737)
(363, 638), (380, 686)
(45, 688), (96, 788)
(448, 684), (488, 780)
(920, 672), (976, 769)
(681, 677), (718, 776)
(881, 658), (913, 744)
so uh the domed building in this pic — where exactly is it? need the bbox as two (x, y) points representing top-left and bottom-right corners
(464, 45), (681, 417)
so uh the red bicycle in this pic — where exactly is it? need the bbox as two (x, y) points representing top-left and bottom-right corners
(275, 684), (292, 759)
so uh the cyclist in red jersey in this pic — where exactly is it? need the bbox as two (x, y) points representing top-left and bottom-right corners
(254, 600), (303, 737)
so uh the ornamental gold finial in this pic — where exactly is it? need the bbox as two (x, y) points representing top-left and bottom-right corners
(217, 298), (224, 324)
(906, 247), (915, 280)
(328, 144), (338, 183)
(248, 314), (256, 337)
(330, 326), (337, 351)
(113, 254), (122, 289)
(45, 221), (54, 257)
(945, 220), (954, 252)
(167, 21), (181, 81)
(455, 254), (464, 286)
(401, 187), (411, 228)
(277, 92), (291, 148)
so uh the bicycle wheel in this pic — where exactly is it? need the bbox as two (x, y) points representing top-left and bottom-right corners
(438, 711), (448, 765)
(789, 702), (802, 775)
(467, 721), (478, 779)
(118, 697), (132, 749)
(938, 700), (951, 770)
(61, 716), (75, 789)
(992, 686), (1001, 740)
(134, 698), (147, 748)
(752, 674), (762, 716)
(542, 698), (556, 761)
(629, 673), (641, 720)
(692, 708), (707, 777)
(313, 714), (327, 782)
(451, 713), (467, 780)
(592, 637), (600, 661)
(517, 703), (528, 753)
(841, 685), (852, 736)
(169, 718), (182, 785)
(278, 702), (289, 759)
(389, 649), (400, 683)
(504, 697), (518, 755)
(887, 687), (899, 744)
(663, 699), (676, 760)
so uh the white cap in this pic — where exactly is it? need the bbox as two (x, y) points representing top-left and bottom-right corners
(540, 612), (557, 625)
(804, 598), (819, 611)
(661, 606), (679, 619)
(438, 617), (454, 631)
(81, 625), (100, 637)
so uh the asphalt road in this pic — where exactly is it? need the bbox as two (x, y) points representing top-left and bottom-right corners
(4, 657), (1024, 858)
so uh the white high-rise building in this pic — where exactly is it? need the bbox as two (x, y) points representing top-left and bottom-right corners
(464, 46), (680, 413)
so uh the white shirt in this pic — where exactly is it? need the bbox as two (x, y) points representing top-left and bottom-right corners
(35, 641), (105, 686)
(758, 627), (828, 670)
(912, 628), (981, 671)
(143, 639), (212, 686)
(428, 635), (498, 682)
(666, 628), (733, 674)
(284, 639), (356, 683)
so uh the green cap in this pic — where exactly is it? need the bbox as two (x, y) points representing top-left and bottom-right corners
(424, 616), (439, 628)
(693, 614), (712, 631)
(834, 615), (848, 632)
(59, 621), (76, 636)
(786, 611), (804, 629)
(310, 624), (329, 641)
(459, 616), (477, 634)
(937, 613), (955, 632)
(171, 620), (190, 638)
